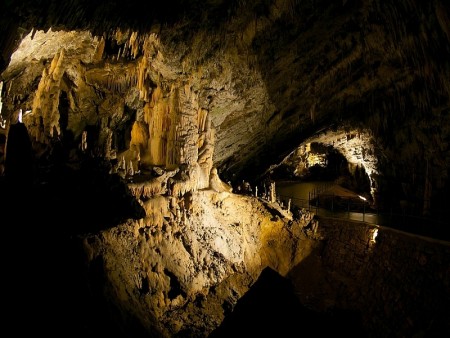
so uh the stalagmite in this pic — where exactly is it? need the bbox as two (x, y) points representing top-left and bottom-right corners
(270, 182), (276, 203)
(136, 150), (141, 173)
(209, 167), (232, 193)
(81, 131), (87, 152)
(128, 160), (134, 177)
(197, 109), (214, 190)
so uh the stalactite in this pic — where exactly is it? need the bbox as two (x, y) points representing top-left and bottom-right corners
(49, 49), (65, 81)
(129, 31), (140, 59)
(198, 107), (208, 133)
(148, 102), (166, 165)
(29, 49), (66, 142)
(92, 36), (105, 61)
(137, 56), (149, 101)
(141, 83), (184, 168)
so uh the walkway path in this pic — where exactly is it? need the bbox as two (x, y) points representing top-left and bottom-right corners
(276, 180), (449, 241)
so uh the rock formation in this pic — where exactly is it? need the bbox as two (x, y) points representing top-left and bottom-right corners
(0, 0), (449, 336)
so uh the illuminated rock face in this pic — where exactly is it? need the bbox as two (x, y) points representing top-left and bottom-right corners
(2, 29), (218, 192)
(82, 190), (307, 337)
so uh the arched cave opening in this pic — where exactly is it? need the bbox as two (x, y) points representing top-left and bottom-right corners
(267, 140), (373, 203)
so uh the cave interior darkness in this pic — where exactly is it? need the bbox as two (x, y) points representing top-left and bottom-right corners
(0, 0), (449, 337)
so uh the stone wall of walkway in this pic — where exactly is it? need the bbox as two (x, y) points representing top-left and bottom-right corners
(318, 217), (450, 337)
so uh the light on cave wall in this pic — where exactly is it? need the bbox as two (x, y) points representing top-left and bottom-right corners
(370, 228), (378, 244)
(302, 128), (378, 201)
(305, 143), (327, 167)
(306, 153), (327, 167)
(0, 81), (4, 129)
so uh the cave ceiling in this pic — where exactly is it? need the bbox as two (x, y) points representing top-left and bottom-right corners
(1, 0), (449, 193)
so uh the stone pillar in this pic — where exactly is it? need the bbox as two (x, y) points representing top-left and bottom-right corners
(270, 182), (276, 203)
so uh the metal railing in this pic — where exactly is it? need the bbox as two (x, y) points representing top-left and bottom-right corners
(278, 192), (449, 241)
